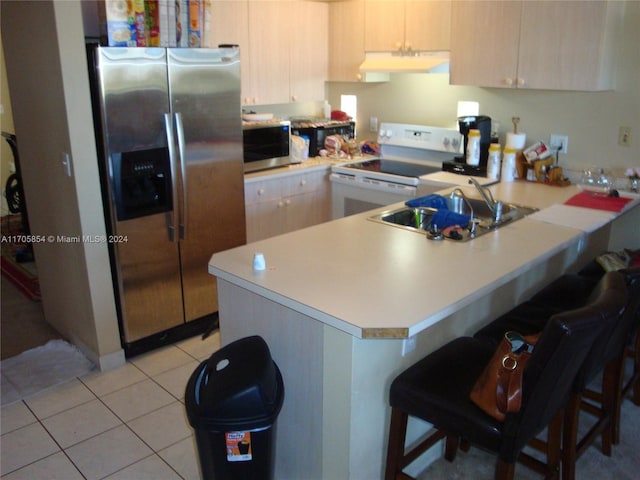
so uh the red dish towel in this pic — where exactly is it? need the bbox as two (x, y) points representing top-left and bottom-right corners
(564, 192), (632, 212)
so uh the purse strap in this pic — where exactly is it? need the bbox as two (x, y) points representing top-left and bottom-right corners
(496, 351), (530, 413)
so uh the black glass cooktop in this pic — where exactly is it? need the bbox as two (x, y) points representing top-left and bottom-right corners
(343, 159), (440, 178)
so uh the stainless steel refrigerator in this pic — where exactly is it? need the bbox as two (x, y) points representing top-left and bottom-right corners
(88, 46), (246, 356)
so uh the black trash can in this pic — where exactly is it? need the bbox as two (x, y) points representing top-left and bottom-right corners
(185, 336), (284, 480)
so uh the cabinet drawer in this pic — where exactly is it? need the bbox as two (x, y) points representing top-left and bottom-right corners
(282, 170), (329, 197)
(244, 180), (282, 203)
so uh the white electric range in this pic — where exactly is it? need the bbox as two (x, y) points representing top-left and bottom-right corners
(330, 122), (493, 218)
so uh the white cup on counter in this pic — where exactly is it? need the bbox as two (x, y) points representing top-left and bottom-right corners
(253, 253), (266, 271)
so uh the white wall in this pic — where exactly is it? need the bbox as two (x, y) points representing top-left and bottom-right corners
(327, 1), (640, 184)
(1, 0), (123, 369)
(0, 37), (15, 216)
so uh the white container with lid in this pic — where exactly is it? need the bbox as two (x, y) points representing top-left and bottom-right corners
(501, 146), (516, 182)
(487, 143), (501, 180)
(466, 129), (481, 166)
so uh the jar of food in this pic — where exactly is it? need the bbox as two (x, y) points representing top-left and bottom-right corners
(466, 129), (481, 166)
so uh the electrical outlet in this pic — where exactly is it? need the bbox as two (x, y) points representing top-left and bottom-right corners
(402, 335), (416, 356)
(370, 116), (379, 133)
(618, 126), (631, 146)
(549, 134), (568, 154)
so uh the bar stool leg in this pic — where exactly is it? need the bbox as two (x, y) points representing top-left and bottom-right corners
(385, 408), (409, 480)
(613, 355), (626, 445)
(495, 459), (516, 480)
(562, 393), (581, 480)
(444, 435), (459, 461)
(632, 332), (640, 405)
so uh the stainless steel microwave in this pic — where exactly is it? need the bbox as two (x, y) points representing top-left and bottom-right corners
(242, 120), (291, 173)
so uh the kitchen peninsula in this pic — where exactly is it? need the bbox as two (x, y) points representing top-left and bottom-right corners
(209, 182), (639, 480)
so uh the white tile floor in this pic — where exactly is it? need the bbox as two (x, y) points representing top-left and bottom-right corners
(1, 332), (221, 479)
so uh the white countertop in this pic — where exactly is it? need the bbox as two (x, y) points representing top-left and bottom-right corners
(243, 156), (340, 183)
(211, 181), (638, 338)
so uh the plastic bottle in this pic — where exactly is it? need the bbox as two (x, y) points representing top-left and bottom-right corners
(487, 143), (501, 180)
(501, 146), (516, 182)
(466, 129), (481, 166)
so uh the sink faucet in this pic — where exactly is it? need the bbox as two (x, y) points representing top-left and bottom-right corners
(451, 188), (477, 237)
(468, 178), (503, 223)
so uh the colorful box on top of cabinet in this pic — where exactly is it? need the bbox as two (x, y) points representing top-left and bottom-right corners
(101, 0), (209, 47)
(103, 0), (136, 46)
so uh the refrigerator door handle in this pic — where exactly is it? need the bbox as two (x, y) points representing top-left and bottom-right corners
(174, 112), (188, 240)
(164, 113), (178, 242)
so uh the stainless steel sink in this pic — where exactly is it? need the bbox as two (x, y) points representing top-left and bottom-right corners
(368, 194), (538, 242)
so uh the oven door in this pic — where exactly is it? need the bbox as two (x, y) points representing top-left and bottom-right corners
(330, 170), (452, 219)
(331, 180), (417, 218)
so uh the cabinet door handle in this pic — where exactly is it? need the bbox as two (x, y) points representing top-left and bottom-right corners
(516, 78), (526, 87)
(258, 188), (265, 195)
(504, 77), (514, 86)
(300, 179), (307, 186)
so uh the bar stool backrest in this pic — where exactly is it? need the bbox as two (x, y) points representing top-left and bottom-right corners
(500, 271), (628, 462)
(599, 267), (640, 370)
(570, 271), (629, 391)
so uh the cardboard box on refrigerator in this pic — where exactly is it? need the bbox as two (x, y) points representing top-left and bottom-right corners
(133, 0), (147, 46)
(176, 0), (189, 47)
(188, 0), (203, 47)
(159, 0), (177, 47)
(103, 0), (137, 46)
(145, 0), (160, 46)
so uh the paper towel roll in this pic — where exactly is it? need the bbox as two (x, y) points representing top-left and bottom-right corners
(506, 132), (527, 149)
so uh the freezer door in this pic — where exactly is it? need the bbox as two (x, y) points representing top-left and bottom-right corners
(97, 47), (184, 342)
(168, 48), (246, 321)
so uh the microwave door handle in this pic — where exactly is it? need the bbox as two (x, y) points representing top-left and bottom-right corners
(164, 113), (178, 242)
(174, 112), (187, 240)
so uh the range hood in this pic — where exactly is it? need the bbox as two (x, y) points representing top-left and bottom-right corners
(359, 51), (450, 78)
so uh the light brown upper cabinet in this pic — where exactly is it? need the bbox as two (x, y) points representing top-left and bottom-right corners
(364, 0), (451, 53)
(328, 0), (366, 82)
(207, 0), (328, 105)
(205, 1), (252, 101)
(289, 0), (329, 102)
(450, 0), (624, 91)
(245, 1), (291, 105)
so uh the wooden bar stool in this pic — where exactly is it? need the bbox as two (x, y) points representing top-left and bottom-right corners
(384, 280), (626, 480)
(474, 271), (630, 480)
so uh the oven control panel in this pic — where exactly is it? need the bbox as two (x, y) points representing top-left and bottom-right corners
(378, 123), (462, 154)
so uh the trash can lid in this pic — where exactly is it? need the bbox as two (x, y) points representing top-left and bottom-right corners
(185, 336), (284, 430)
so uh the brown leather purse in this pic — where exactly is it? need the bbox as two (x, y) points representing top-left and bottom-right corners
(470, 331), (539, 421)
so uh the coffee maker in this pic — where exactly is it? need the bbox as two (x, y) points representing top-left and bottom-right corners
(442, 115), (492, 176)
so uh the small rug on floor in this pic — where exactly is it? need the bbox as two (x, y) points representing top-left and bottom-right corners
(1, 339), (95, 406)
